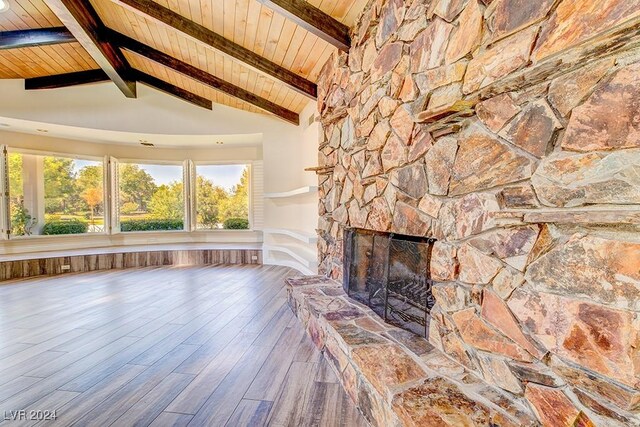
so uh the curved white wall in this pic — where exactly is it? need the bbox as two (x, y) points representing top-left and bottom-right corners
(0, 79), (319, 273)
(0, 80), (291, 136)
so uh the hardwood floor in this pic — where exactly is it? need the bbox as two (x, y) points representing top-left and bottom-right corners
(0, 265), (367, 427)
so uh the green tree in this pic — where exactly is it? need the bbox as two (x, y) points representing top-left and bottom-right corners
(120, 201), (138, 215)
(77, 165), (103, 191)
(148, 182), (183, 220)
(119, 164), (157, 212)
(8, 153), (23, 201)
(220, 166), (249, 221)
(81, 187), (103, 225)
(196, 175), (228, 228)
(77, 165), (104, 215)
(44, 156), (76, 213)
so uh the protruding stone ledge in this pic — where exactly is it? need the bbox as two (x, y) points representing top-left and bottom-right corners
(286, 275), (539, 427)
(517, 207), (640, 224)
(414, 16), (640, 131)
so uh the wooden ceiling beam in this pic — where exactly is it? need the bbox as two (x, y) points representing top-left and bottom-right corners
(109, 30), (300, 125)
(133, 70), (212, 110)
(25, 69), (109, 89)
(112, 0), (317, 99)
(43, 0), (136, 98)
(256, 0), (350, 51)
(25, 68), (211, 110)
(0, 27), (75, 50)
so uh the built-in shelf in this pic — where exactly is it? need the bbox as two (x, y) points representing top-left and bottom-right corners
(263, 244), (317, 271)
(263, 228), (317, 244)
(264, 186), (318, 199)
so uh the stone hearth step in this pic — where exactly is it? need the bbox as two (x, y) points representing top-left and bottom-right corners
(286, 275), (540, 427)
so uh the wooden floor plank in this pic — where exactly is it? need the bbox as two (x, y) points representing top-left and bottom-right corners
(110, 372), (196, 427)
(164, 340), (250, 415)
(148, 412), (193, 427)
(58, 323), (183, 392)
(266, 362), (318, 427)
(70, 345), (199, 426)
(225, 399), (273, 427)
(0, 328), (88, 372)
(303, 382), (367, 427)
(186, 342), (274, 426)
(0, 376), (42, 404)
(0, 265), (366, 427)
(244, 325), (305, 401)
(39, 364), (148, 426)
(0, 336), (139, 411)
(9, 390), (79, 427)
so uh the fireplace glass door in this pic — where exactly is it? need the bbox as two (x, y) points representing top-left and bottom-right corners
(343, 228), (436, 337)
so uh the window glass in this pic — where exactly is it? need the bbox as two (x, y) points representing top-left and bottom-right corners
(117, 162), (184, 232)
(8, 151), (104, 236)
(195, 164), (250, 230)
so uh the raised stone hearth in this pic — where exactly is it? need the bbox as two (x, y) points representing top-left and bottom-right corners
(287, 275), (549, 427)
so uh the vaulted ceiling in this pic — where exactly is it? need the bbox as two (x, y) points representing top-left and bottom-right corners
(0, 0), (368, 124)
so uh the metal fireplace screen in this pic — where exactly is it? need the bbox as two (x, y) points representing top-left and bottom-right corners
(343, 228), (436, 338)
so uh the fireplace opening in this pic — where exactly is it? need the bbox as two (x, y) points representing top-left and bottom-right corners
(343, 228), (436, 338)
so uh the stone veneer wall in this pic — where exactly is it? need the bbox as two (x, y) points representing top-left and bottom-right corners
(315, 0), (640, 424)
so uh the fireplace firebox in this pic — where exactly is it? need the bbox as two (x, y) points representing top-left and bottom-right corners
(343, 228), (436, 337)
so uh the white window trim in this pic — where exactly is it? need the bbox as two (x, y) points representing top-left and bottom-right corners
(0, 145), (10, 240)
(6, 148), (108, 239)
(8, 147), (105, 163)
(191, 161), (253, 232)
(2, 147), (257, 239)
(114, 158), (187, 233)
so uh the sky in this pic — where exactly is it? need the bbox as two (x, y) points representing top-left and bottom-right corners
(74, 159), (100, 173)
(196, 164), (247, 191)
(72, 160), (247, 191)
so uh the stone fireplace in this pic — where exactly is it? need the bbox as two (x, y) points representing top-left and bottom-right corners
(343, 228), (436, 337)
(287, 0), (640, 426)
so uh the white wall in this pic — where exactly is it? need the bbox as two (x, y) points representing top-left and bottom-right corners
(0, 131), (262, 162)
(0, 80), (294, 137)
(0, 79), (319, 272)
(262, 102), (320, 274)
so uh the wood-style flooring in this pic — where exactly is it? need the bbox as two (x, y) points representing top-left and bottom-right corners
(0, 265), (367, 427)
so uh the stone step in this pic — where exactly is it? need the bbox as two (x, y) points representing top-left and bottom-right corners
(285, 275), (539, 427)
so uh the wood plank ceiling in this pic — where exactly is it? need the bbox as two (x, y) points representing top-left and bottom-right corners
(0, 0), (368, 124)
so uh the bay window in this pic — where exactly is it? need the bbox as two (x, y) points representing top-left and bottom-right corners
(0, 148), (255, 239)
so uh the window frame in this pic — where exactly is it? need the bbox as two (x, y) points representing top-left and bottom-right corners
(114, 157), (188, 234)
(1, 147), (256, 239)
(5, 148), (108, 239)
(191, 160), (253, 232)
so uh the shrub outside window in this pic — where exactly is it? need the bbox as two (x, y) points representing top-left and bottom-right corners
(7, 150), (104, 236)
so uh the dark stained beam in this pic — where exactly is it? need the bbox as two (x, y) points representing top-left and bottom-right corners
(0, 27), (75, 50)
(256, 0), (350, 51)
(112, 0), (317, 99)
(43, 0), (136, 97)
(133, 70), (212, 110)
(109, 30), (300, 125)
(25, 69), (109, 89)
(24, 67), (210, 110)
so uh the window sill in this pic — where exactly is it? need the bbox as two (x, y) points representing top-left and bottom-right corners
(0, 241), (263, 262)
(8, 229), (256, 239)
(0, 230), (263, 257)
